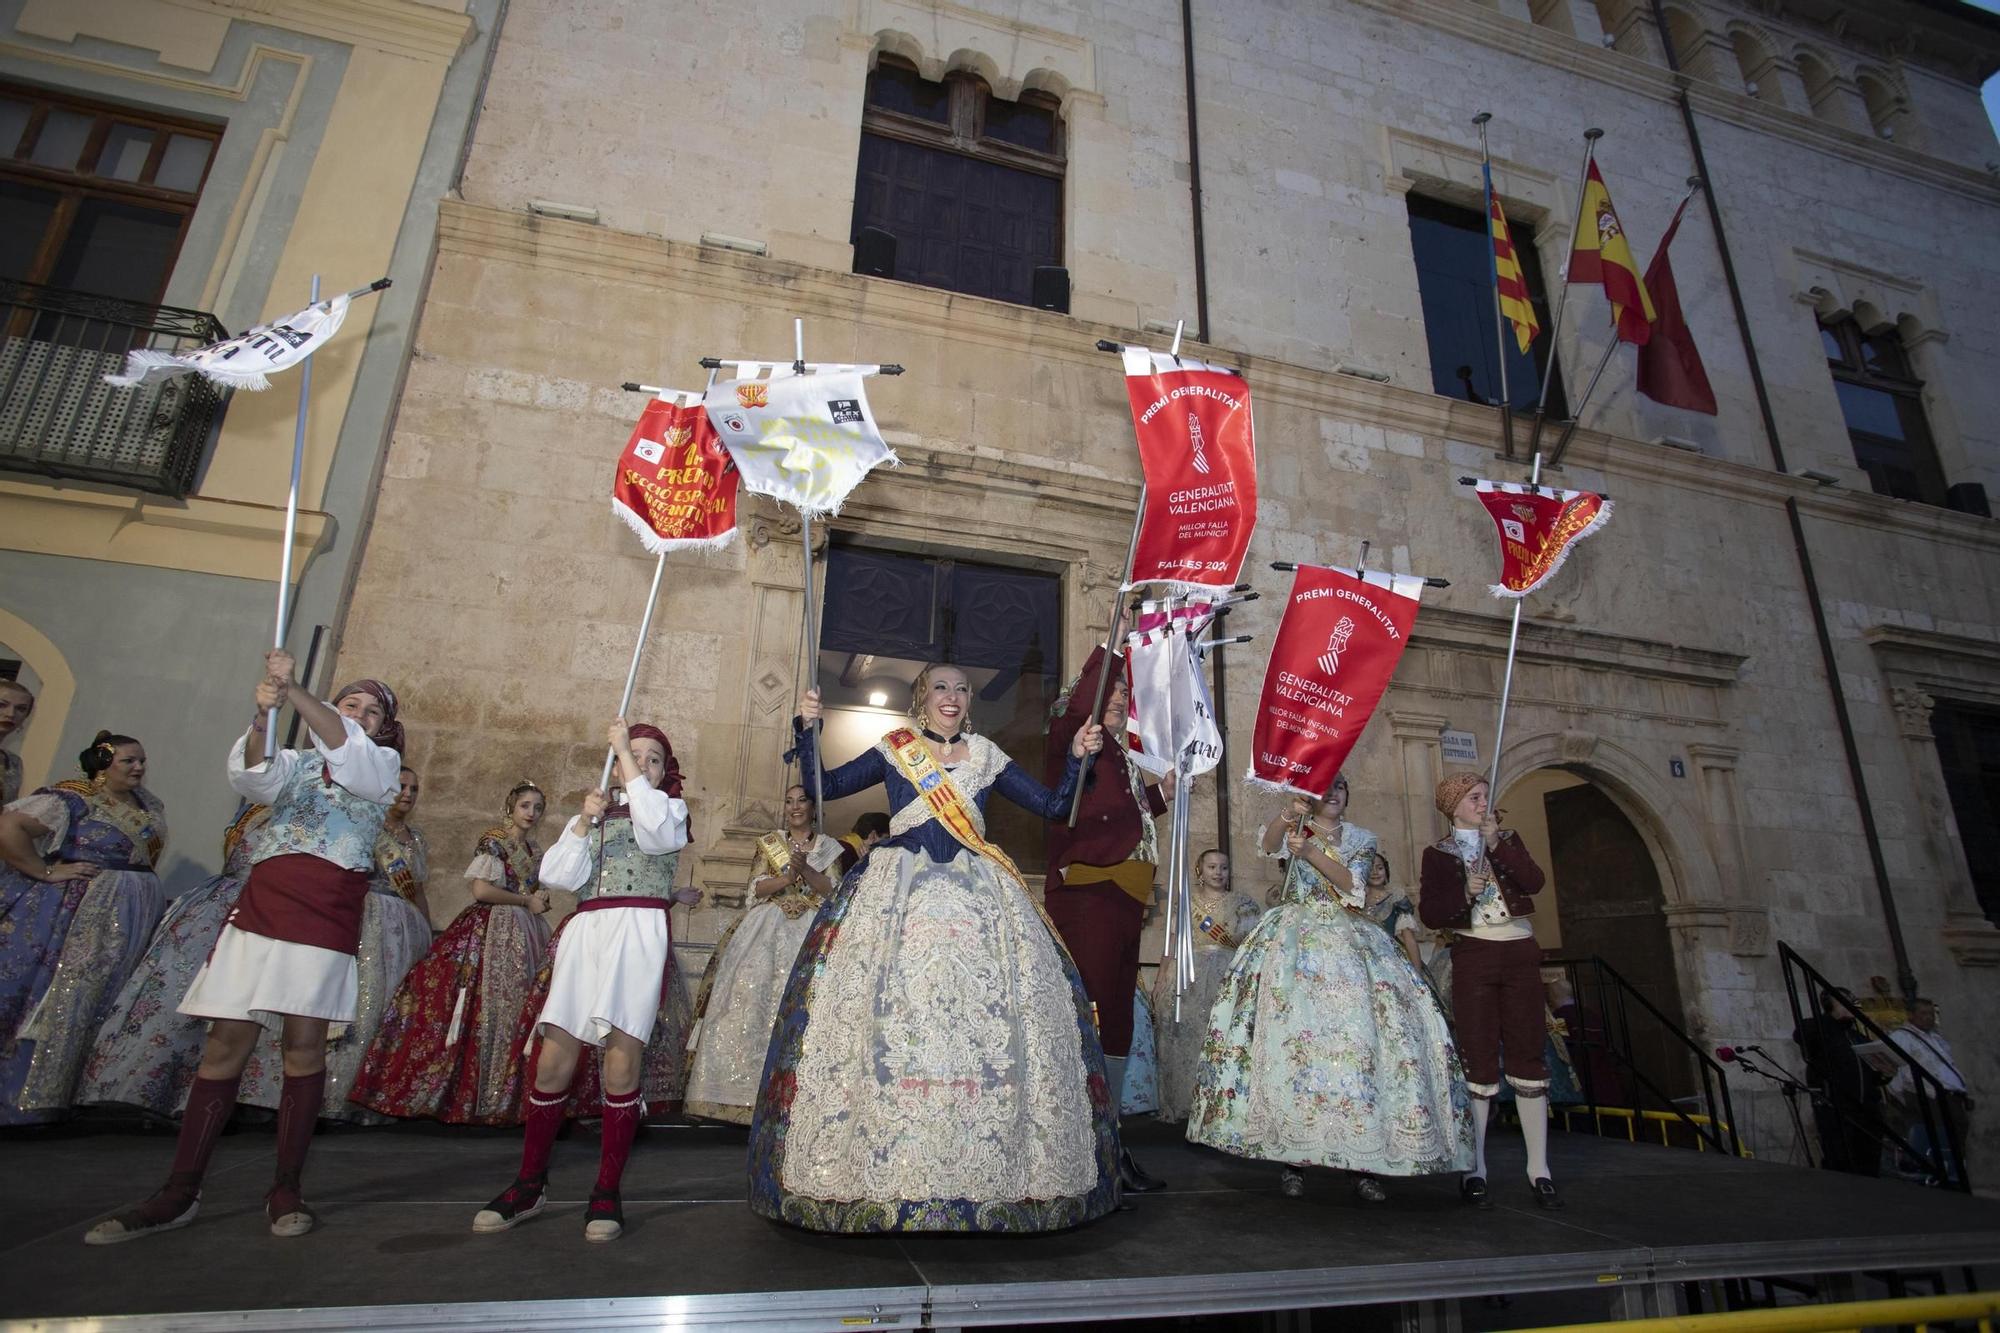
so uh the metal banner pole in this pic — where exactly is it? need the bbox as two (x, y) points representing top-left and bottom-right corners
(596, 549), (670, 800)
(1525, 129), (1603, 456)
(1486, 451), (1544, 794)
(1474, 114), (1515, 460)
(267, 273), (319, 759)
(1067, 502), (1144, 827)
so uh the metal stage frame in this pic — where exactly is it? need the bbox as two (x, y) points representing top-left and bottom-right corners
(3, 1119), (1995, 1331)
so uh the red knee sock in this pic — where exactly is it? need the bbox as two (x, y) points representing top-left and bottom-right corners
(117, 1072), (239, 1228)
(270, 1070), (325, 1213)
(518, 1087), (569, 1183)
(594, 1090), (642, 1194)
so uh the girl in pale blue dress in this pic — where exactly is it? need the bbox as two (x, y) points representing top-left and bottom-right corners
(1187, 781), (1473, 1201)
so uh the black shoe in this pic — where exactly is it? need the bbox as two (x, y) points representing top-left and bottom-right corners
(1353, 1174), (1388, 1204)
(1460, 1175), (1493, 1210)
(471, 1176), (547, 1234)
(1279, 1167), (1306, 1198)
(1530, 1176), (1564, 1210)
(1118, 1149), (1165, 1193)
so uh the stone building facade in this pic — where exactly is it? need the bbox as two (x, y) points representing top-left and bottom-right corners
(328, 0), (2000, 1161)
(0, 0), (501, 891)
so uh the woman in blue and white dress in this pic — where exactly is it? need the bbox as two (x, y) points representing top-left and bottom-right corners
(748, 666), (1118, 1234)
(1188, 778), (1473, 1202)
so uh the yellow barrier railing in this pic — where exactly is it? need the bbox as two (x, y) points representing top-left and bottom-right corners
(1518, 1291), (1999, 1333)
(1557, 1104), (1752, 1156)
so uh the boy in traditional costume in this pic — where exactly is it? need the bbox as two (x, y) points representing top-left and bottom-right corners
(1418, 771), (1560, 1210)
(85, 651), (400, 1242)
(473, 719), (693, 1243)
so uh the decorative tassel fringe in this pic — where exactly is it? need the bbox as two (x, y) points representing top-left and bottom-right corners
(1492, 497), (1614, 599)
(101, 350), (192, 389)
(610, 499), (740, 556)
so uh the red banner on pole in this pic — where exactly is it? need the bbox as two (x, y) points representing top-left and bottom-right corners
(1469, 479), (1611, 598)
(1122, 346), (1258, 590)
(1246, 565), (1425, 796)
(612, 392), (740, 553)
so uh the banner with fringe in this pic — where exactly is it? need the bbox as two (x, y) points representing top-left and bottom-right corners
(611, 390), (740, 554)
(1246, 564), (1424, 797)
(702, 363), (894, 519)
(1125, 597), (1221, 779)
(103, 294), (351, 392)
(1468, 478), (1612, 598)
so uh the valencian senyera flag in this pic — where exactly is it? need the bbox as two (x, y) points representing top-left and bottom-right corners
(104, 294), (352, 392)
(1247, 565), (1424, 797)
(1125, 597), (1224, 781)
(702, 363), (895, 519)
(1485, 163), (1539, 353)
(1468, 478), (1613, 598)
(1122, 346), (1258, 590)
(611, 390), (740, 553)
(1569, 161), (1656, 345)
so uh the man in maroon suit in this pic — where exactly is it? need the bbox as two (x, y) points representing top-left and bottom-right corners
(1045, 645), (1171, 1194)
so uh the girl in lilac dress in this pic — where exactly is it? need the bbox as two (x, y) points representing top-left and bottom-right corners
(0, 731), (168, 1124)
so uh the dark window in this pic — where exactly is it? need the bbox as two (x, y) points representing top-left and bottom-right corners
(0, 83), (218, 305)
(1820, 314), (1946, 507)
(851, 56), (1064, 306)
(815, 538), (1062, 872)
(1406, 193), (1566, 417)
(1931, 699), (2000, 928)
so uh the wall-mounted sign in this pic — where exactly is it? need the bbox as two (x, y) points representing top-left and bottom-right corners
(1669, 758), (1687, 778)
(1441, 729), (1479, 765)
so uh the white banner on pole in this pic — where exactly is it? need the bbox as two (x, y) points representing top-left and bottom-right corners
(702, 364), (895, 519)
(105, 294), (353, 392)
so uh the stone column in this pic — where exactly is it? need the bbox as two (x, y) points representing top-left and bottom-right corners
(1391, 711), (1450, 893)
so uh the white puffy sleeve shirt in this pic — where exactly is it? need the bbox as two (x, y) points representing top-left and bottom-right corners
(537, 776), (690, 892)
(226, 713), (401, 806)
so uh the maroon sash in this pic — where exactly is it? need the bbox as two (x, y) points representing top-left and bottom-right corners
(227, 853), (370, 955)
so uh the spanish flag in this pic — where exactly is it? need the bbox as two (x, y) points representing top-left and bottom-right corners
(1568, 161), (1656, 345)
(1486, 173), (1540, 354)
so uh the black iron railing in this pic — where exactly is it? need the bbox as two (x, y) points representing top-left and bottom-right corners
(0, 279), (230, 497)
(1546, 954), (1744, 1157)
(1778, 940), (1970, 1191)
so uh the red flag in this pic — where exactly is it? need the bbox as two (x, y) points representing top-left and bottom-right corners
(1122, 346), (1258, 590)
(611, 392), (740, 552)
(1635, 197), (1716, 415)
(1469, 479), (1612, 598)
(1246, 565), (1425, 796)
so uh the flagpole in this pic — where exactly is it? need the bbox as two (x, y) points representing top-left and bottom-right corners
(1547, 178), (1703, 469)
(791, 317), (826, 820)
(1526, 128), (1603, 457)
(1473, 114), (1514, 461)
(596, 549), (670, 801)
(1487, 451), (1542, 796)
(266, 273), (319, 759)
(1068, 503), (1144, 828)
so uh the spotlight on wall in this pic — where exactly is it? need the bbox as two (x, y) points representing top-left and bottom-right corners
(867, 689), (889, 707)
(1744, 80), (1760, 96)
(1333, 361), (1392, 382)
(1601, 32), (1617, 47)
(1878, 125), (1895, 141)
(1800, 469), (1841, 486)
(701, 231), (770, 256)
(527, 199), (600, 224)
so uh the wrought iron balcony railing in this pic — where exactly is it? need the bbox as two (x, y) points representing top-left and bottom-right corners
(0, 279), (230, 498)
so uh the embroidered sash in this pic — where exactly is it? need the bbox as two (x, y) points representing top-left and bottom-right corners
(883, 728), (1027, 890)
(1196, 912), (1240, 950)
(376, 827), (421, 901)
(755, 830), (792, 876)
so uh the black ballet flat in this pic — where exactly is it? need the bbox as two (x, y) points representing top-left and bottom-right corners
(1119, 1149), (1165, 1193)
(1530, 1177), (1564, 1210)
(1460, 1175), (1493, 1209)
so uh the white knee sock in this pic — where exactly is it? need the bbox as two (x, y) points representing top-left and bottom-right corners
(1104, 1056), (1127, 1119)
(1469, 1095), (1491, 1180)
(1520, 1093), (1551, 1181)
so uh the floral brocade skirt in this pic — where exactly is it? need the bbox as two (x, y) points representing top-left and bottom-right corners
(684, 899), (816, 1124)
(347, 903), (547, 1125)
(1151, 945), (1240, 1124)
(748, 846), (1121, 1233)
(4, 869), (163, 1123)
(1187, 900), (1474, 1176)
(80, 871), (244, 1117)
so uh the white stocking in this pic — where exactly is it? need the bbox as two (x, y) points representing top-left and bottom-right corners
(1469, 1095), (1491, 1180)
(1104, 1055), (1127, 1121)
(1519, 1092), (1551, 1181)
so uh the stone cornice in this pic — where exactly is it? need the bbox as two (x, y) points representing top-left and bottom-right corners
(1411, 606), (1748, 686)
(0, 480), (332, 582)
(1346, 0), (2000, 207)
(172, 0), (473, 63)
(434, 199), (2000, 560)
